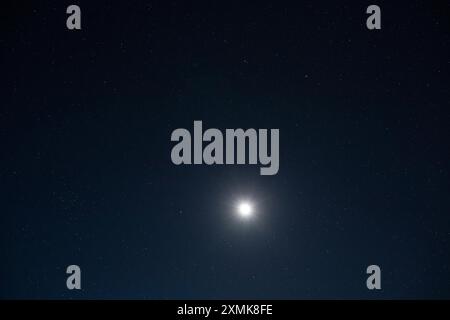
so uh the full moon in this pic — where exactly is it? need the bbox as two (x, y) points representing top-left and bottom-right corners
(237, 201), (254, 219)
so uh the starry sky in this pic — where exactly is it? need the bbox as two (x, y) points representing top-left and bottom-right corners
(1, 1), (450, 299)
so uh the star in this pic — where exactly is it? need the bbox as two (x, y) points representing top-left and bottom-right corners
(237, 201), (254, 220)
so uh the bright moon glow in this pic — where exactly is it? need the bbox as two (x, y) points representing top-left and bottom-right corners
(237, 201), (253, 219)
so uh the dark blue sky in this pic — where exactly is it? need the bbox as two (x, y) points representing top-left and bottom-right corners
(1, 1), (449, 298)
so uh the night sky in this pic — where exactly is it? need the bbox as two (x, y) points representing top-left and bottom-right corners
(1, 1), (450, 299)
